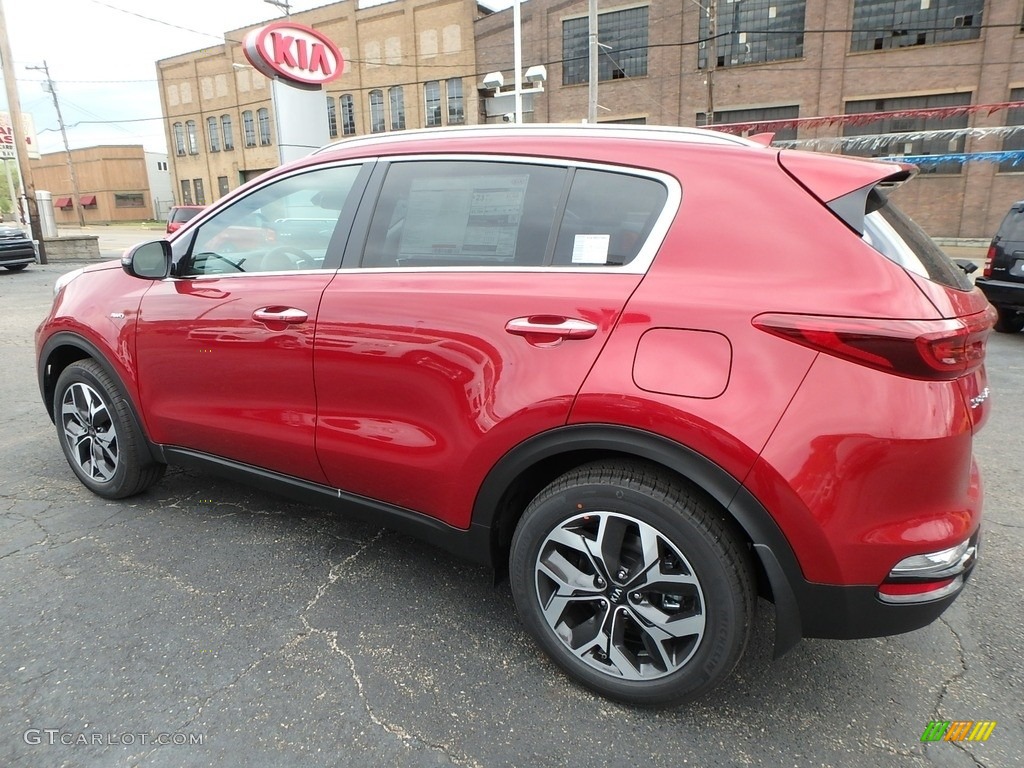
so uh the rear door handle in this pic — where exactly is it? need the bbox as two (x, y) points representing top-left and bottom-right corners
(505, 316), (599, 340)
(252, 307), (308, 324)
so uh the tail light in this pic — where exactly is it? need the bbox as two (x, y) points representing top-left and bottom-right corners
(982, 244), (995, 278)
(753, 306), (995, 381)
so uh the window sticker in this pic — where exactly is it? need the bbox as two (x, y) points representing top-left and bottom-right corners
(571, 234), (610, 264)
(399, 174), (528, 259)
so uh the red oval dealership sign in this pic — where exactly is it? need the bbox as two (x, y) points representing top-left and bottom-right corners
(243, 22), (343, 88)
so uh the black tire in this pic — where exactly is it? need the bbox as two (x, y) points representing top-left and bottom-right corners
(510, 460), (755, 706)
(3, 264), (28, 271)
(994, 307), (1024, 334)
(53, 359), (165, 499)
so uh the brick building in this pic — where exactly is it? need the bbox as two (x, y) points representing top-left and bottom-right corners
(30, 145), (168, 224)
(476, 0), (1024, 238)
(158, 0), (1024, 237)
(157, 0), (488, 209)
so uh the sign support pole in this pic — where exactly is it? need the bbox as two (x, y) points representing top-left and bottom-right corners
(0, 0), (45, 260)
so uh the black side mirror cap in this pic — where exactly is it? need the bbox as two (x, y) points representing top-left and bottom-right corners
(122, 240), (172, 279)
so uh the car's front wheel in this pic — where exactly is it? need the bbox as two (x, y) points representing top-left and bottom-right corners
(53, 360), (165, 499)
(3, 264), (28, 271)
(509, 460), (755, 706)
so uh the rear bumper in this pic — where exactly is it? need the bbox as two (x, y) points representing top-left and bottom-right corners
(976, 277), (1024, 310)
(794, 529), (979, 639)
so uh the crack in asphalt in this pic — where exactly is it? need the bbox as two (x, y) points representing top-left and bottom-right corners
(984, 520), (1023, 530)
(923, 617), (990, 768)
(133, 633), (311, 767)
(299, 531), (484, 768)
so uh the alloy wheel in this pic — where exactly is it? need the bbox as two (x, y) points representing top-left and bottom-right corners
(534, 510), (706, 681)
(61, 382), (119, 483)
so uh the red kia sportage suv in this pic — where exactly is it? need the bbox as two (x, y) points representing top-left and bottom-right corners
(36, 125), (991, 705)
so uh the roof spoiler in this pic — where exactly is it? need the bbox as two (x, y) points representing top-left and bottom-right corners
(778, 150), (916, 235)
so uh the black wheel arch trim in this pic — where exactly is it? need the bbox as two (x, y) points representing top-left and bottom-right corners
(38, 331), (162, 464)
(469, 424), (808, 654)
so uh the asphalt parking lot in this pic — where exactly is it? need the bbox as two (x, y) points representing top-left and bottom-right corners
(1, 260), (1021, 768)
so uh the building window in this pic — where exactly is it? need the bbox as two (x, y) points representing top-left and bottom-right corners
(563, 6), (649, 85)
(341, 94), (356, 135)
(207, 116), (221, 152)
(180, 179), (193, 205)
(114, 193), (145, 208)
(327, 96), (338, 139)
(447, 79), (465, 125)
(173, 122), (186, 156)
(257, 107), (272, 145)
(243, 110), (256, 147)
(424, 81), (442, 127)
(1000, 88), (1024, 172)
(697, 105), (799, 141)
(844, 92), (971, 174)
(222, 114), (235, 150)
(194, 178), (206, 205)
(698, 0), (806, 69)
(218, 176), (230, 197)
(185, 120), (199, 155)
(851, 0), (984, 53)
(369, 90), (386, 133)
(389, 87), (406, 131)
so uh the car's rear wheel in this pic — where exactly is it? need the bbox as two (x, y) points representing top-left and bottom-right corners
(53, 360), (165, 499)
(3, 264), (27, 271)
(509, 460), (755, 706)
(994, 307), (1024, 334)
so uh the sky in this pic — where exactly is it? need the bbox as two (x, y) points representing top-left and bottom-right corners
(1, 0), (514, 157)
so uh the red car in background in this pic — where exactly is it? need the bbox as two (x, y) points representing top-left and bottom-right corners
(165, 204), (205, 235)
(36, 125), (992, 705)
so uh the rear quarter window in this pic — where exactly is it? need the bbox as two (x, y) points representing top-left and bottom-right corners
(862, 191), (972, 291)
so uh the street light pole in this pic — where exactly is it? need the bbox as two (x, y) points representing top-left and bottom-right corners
(513, 0), (523, 123)
(28, 61), (85, 227)
(588, 0), (598, 124)
(0, 0), (46, 260)
(705, 0), (717, 127)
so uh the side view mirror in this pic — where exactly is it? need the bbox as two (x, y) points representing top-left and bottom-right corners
(122, 240), (172, 279)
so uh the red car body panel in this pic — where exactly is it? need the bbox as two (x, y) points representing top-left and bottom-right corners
(40, 263), (150, 410)
(313, 271), (640, 526)
(134, 274), (333, 483)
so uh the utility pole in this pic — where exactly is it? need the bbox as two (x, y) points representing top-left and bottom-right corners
(0, 0), (46, 260)
(28, 61), (84, 227)
(588, 0), (598, 124)
(705, 0), (717, 127)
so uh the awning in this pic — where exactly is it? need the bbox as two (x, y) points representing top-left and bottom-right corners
(79, 195), (97, 206)
(54, 197), (72, 208)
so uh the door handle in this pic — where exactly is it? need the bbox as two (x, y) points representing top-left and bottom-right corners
(252, 307), (308, 324)
(505, 316), (599, 340)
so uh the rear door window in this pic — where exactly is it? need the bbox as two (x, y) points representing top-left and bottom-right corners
(360, 160), (566, 268)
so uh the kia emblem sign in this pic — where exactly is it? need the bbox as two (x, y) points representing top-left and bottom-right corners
(243, 21), (343, 89)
